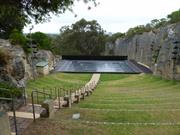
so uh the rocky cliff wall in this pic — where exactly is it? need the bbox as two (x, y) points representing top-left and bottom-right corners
(0, 39), (56, 87)
(105, 23), (180, 80)
(0, 39), (32, 87)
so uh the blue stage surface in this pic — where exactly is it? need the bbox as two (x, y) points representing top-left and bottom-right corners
(54, 60), (151, 73)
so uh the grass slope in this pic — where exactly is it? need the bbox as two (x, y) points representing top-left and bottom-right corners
(26, 73), (92, 102)
(24, 74), (180, 135)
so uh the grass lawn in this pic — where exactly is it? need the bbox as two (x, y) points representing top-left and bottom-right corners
(23, 74), (180, 135)
(26, 73), (92, 102)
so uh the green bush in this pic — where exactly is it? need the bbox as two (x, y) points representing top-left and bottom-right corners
(168, 9), (180, 24)
(0, 82), (22, 98)
(9, 29), (32, 54)
(106, 32), (125, 43)
(30, 32), (52, 50)
(126, 25), (150, 38)
(9, 29), (27, 45)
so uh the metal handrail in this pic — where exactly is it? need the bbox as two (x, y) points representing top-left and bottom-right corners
(31, 81), (98, 122)
(31, 90), (52, 122)
(0, 88), (18, 135)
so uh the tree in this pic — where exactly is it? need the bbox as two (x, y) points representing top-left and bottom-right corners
(9, 29), (27, 45)
(126, 25), (149, 38)
(0, 5), (27, 39)
(30, 32), (52, 50)
(167, 9), (180, 24)
(149, 18), (167, 29)
(0, 0), (97, 38)
(54, 19), (106, 55)
(106, 32), (125, 43)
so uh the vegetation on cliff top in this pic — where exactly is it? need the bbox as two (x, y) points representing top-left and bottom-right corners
(108, 9), (180, 40)
(125, 9), (180, 38)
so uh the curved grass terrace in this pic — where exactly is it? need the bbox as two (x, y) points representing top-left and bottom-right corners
(24, 74), (180, 135)
(26, 73), (92, 102)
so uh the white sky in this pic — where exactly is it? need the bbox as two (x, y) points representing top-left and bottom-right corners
(23, 0), (180, 34)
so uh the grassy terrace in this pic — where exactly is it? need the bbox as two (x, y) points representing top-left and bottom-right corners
(24, 74), (180, 135)
(26, 73), (92, 102)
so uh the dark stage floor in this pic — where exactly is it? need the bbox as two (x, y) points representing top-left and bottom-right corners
(54, 60), (151, 73)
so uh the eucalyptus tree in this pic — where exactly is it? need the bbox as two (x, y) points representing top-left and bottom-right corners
(54, 18), (106, 55)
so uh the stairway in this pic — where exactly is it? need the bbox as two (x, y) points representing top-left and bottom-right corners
(8, 104), (43, 135)
(9, 73), (101, 135)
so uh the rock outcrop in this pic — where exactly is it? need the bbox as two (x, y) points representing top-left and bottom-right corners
(35, 50), (56, 71)
(105, 23), (180, 80)
(0, 39), (56, 87)
(0, 39), (33, 87)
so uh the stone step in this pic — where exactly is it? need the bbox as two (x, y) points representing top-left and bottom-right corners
(11, 132), (16, 135)
(8, 111), (40, 119)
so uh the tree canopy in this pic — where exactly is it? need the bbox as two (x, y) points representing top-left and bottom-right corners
(0, 5), (27, 39)
(168, 9), (180, 24)
(30, 32), (52, 50)
(106, 32), (125, 43)
(0, 0), (97, 39)
(54, 18), (106, 55)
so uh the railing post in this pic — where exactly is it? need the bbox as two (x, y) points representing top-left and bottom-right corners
(50, 88), (53, 98)
(55, 87), (57, 98)
(57, 88), (61, 109)
(43, 88), (46, 100)
(69, 90), (72, 108)
(82, 87), (85, 100)
(23, 87), (27, 105)
(36, 90), (39, 104)
(31, 91), (36, 122)
(12, 96), (18, 135)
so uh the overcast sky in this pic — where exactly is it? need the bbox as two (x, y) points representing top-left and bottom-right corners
(23, 0), (180, 34)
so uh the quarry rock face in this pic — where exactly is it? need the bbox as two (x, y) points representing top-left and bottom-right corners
(0, 39), (56, 87)
(36, 50), (56, 71)
(0, 39), (33, 87)
(105, 23), (180, 80)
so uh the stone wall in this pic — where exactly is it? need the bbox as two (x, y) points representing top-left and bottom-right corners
(105, 23), (180, 80)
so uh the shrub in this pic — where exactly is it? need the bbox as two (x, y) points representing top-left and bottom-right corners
(9, 29), (32, 54)
(126, 25), (149, 38)
(0, 82), (22, 98)
(168, 9), (180, 24)
(106, 32), (125, 43)
(9, 29), (27, 45)
(30, 32), (52, 50)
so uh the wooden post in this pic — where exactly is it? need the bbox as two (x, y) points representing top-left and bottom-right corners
(68, 90), (72, 108)
(57, 88), (61, 109)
